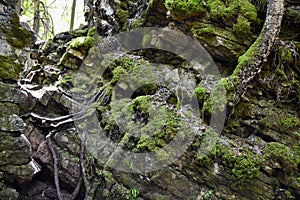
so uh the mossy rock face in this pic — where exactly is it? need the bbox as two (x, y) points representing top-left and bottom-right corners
(191, 25), (247, 62)
(165, 0), (206, 20)
(0, 4), (35, 82)
(262, 142), (297, 174)
(104, 0), (139, 31)
(165, 0), (260, 63)
(0, 134), (31, 166)
(7, 24), (34, 49)
(144, 0), (169, 26)
(0, 55), (22, 81)
(5, 13), (35, 49)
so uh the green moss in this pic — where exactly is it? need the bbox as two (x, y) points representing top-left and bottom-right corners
(59, 74), (74, 87)
(105, 98), (181, 153)
(129, 19), (145, 29)
(0, 56), (22, 81)
(202, 78), (227, 115)
(195, 135), (263, 185)
(109, 57), (139, 85)
(191, 24), (248, 59)
(183, 0), (259, 46)
(207, 0), (258, 24)
(135, 108), (176, 152)
(73, 29), (88, 37)
(263, 142), (297, 173)
(42, 39), (53, 51)
(194, 86), (207, 99)
(281, 116), (300, 128)
(125, 188), (139, 200)
(69, 36), (95, 52)
(208, 0), (235, 21)
(102, 170), (114, 185)
(195, 129), (219, 165)
(293, 142), (300, 165)
(196, 138), (235, 167)
(111, 66), (127, 85)
(136, 135), (158, 151)
(227, 31), (263, 100)
(118, 9), (129, 23)
(87, 27), (97, 37)
(287, 7), (300, 24)
(278, 45), (293, 63)
(236, 37), (260, 67)
(275, 65), (288, 80)
(7, 20), (34, 48)
(59, 52), (80, 70)
(233, 15), (251, 35)
(232, 149), (262, 185)
(211, 78), (227, 112)
(132, 96), (152, 115)
(165, 0), (206, 20)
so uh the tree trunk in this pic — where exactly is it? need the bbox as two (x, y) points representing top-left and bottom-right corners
(70, 0), (77, 30)
(227, 0), (285, 115)
(33, 0), (40, 35)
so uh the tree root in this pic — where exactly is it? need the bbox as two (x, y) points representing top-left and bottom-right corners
(227, 0), (285, 115)
(30, 88), (107, 128)
(47, 130), (85, 200)
(46, 131), (63, 200)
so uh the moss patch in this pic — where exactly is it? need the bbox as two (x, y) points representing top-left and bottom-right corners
(262, 142), (297, 173)
(6, 14), (34, 48)
(0, 56), (22, 81)
(166, 0), (259, 35)
(69, 36), (95, 53)
(232, 149), (262, 185)
(165, 0), (206, 20)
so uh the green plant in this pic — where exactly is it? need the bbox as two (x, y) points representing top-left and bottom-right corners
(203, 190), (214, 200)
(125, 188), (139, 200)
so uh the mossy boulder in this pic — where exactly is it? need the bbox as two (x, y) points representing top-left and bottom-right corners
(69, 36), (95, 53)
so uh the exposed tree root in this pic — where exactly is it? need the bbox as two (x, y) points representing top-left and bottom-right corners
(46, 131), (63, 200)
(47, 130), (85, 200)
(80, 130), (88, 200)
(30, 88), (107, 128)
(227, 0), (285, 115)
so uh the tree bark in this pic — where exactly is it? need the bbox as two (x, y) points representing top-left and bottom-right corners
(70, 0), (77, 30)
(33, 0), (40, 34)
(227, 0), (285, 115)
